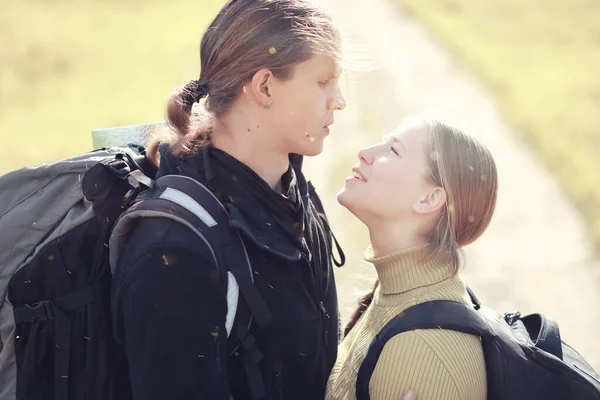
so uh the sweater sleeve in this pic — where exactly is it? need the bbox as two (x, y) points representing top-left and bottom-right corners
(369, 330), (486, 400)
(111, 220), (230, 400)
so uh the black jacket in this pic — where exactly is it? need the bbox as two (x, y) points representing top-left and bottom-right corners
(111, 146), (340, 400)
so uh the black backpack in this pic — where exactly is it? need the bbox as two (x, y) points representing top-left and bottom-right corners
(0, 147), (274, 400)
(356, 289), (600, 400)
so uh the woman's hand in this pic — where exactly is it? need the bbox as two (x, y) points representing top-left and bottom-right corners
(401, 390), (416, 400)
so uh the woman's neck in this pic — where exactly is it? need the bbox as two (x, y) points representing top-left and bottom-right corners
(368, 221), (426, 258)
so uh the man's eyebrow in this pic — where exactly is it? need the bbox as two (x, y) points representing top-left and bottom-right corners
(328, 67), (342, 79)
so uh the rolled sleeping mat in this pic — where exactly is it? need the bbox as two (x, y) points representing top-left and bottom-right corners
(91, 121), (169, 149)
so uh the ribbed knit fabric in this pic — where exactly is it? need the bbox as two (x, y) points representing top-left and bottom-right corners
(326, 245), (487, 400)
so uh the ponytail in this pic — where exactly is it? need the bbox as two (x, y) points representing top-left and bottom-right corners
(145, 80), (212, 167)
(343, 280), (379, 337)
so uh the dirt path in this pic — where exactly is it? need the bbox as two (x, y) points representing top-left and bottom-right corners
(303, 0), (600, 370)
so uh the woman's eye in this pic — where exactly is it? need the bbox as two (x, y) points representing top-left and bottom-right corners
(319, 80), (329, 87)
(390, 146), (400, 156)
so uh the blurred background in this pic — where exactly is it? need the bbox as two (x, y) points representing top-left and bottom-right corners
(2, 0), (599, 369)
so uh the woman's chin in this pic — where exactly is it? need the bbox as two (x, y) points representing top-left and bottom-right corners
(336, 188), (349, 207)
(336, 189), (358, 214)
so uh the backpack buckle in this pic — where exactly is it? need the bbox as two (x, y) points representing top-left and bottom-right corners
(106, 156), (132, 177)
(504, 311), (522, 325)
(29, 301), (56, 322)
(15, 301), (56, 324)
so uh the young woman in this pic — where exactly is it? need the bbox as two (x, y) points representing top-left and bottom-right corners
(326, 118), (498, 400)
(110, 1), (346, 399)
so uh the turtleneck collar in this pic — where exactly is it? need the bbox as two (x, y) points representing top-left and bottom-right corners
(364, 245), (455, 295)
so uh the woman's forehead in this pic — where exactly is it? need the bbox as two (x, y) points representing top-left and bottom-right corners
(385, 120), (428, 142)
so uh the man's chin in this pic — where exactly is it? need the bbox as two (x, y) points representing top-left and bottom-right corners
(298, 140), (325, 157)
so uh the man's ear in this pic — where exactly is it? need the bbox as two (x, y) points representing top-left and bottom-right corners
(412, 187), (446, 215)
(248, 68), (274, 108)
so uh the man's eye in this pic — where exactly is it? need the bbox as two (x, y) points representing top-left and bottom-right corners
(319, 80), (330, 87)
(390, 146), (400, 156)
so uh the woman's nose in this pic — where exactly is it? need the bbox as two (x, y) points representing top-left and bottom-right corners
(358, 146), (372, 165)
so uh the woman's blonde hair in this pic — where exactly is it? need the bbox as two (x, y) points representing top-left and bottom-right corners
(423, 119), (498, 274)
(146, 0), (342, 164)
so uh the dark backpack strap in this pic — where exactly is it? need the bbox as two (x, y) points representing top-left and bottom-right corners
(156, 176), (271, 399)
(155, 175), (273, 330)
(466, 286), (482, 310)
(355, 300), (493, 400)
(520, 313), (563, 360)
(307, 181), (345, 267)
(232, 323), (266, 399)
(119, 174), (271, 399)
(102, 152), (154, 189)
(13, 285), (98, 400)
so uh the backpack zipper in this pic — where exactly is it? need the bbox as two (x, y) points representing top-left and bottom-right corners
(275, 370), (284, 400)
(319, 301), (330, 320)
(213, 325), (221, 373)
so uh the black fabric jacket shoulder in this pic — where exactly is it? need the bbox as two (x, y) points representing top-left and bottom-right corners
(111, 146), (339, 400)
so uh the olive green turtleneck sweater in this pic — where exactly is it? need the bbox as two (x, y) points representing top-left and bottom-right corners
(326, 245), (487, 400)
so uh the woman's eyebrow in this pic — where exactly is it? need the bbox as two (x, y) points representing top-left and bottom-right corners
(383, 134), (407, 151)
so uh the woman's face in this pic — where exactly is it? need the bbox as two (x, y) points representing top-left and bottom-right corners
(268, 54), (346, 156)
(337, 124), (436, 223)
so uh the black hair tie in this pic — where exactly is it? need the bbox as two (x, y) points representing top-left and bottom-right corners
(182, 79), (209, 105)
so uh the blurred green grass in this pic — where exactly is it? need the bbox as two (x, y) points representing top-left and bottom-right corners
(396, 0), (600, 252)
(0, 0), (224, 174)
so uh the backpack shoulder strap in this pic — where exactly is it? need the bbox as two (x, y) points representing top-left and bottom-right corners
(109, 174), (271, 399)
(355, 300), (493, 400)
(110, 174), (273, 331)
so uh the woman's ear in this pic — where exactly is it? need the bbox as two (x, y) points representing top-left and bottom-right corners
(412, 187), (446, 215)
(249, 68), (274, 108)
